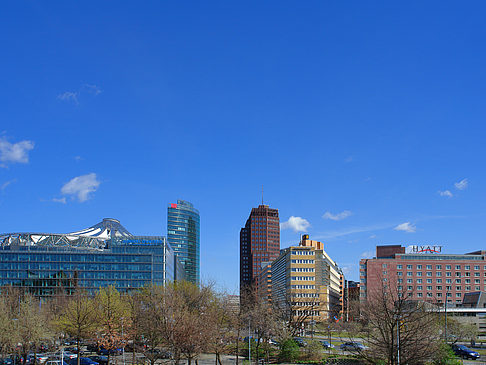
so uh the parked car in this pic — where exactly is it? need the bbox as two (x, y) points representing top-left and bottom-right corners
(451, 344), (480, 360)
(293, 338), (307, 347)
(97, 348), (122, 356)
(53, 351), (77, 360)
(87, 356), (107, 365)
(0, 358), (13, 365)
(45, 360), (69, 365)
(319, 340), (334, 349)
(86, 344), (99, 353)
(340, 342), (368, 351)
(67, 358), (98, 365)
(27, 354), (49, 364)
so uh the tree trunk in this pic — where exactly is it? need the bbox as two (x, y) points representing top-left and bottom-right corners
(77, 338), (81, 365)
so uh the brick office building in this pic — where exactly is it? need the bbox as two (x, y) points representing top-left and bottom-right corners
(360, 245), (486, 306)
(240, 204), (280, 293)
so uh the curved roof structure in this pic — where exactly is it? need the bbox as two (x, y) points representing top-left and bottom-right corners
(0, 218), (133, 250)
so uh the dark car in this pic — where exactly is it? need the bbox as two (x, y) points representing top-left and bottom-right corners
(67, 358), (98, 365)
(0, 358), (13, 365)
(451, 344), (480, 360)
(340, 342), (368, 351)
(293, 338), (307, 347)
(87, 356), (107, 365)
(97, 348), (122, 356)
(319, 340), (334, 349)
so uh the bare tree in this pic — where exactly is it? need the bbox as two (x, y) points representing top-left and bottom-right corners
(361, 284), (441, 365)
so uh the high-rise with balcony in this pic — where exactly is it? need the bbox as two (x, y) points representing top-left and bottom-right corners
(240, 204), (280, 292)
(167, 200), (200, 285)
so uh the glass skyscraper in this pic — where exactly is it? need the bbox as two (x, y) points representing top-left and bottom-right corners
(167, 200), (200, 285)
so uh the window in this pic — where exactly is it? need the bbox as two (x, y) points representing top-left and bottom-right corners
(465, 265), (470, 270)
(436, 279), (442, 283)
(407, 272), (412, 277)
(456, 272), (461, 277)
(446, 279), (452, 283)
(417, 272), (422, 277)
(397, 264), (402, 269)
(427, 286), (432, 290)
(417, 265), (422, 269)
(466, 286), (471, 291)
(427, 272), (432, 277)
(456, 265), (461, 270)
(475, 279), (480, 284)
(456, 286), (462, 291)
(437, 292), (442, 297)
(382, 264), (388, 268)
(426, 265), (432, 270)
(476, 286), (481, 291)
(417, 286), (423, 291)
(465, 279), (471, 284)
(397, 272), (403, 276)
(437, 286), (442, 290)
(456, 279), (461, 283)
(398, 278), (403, 283)
(427, 279), (432, 283)
(475, 272), (480, 277)
(417, 279), (423, 283)
(446, 265), (451, 270)
(446, 272), (452, 277)
(447, 292), (452, 297)
(475, 265), (480, 270)
(427, 293), (433, 297)
(383, 271), (387, 276)
(456, 293), (462, 298)
(407, 265), (413, 269)
(417, 293), (423, 297)
(408, 286), (413, 291)
(436, 272), (442, 277)
(407, 279), (413, 283)
(436, 265), (442, 270)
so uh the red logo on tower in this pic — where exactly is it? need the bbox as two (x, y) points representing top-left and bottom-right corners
(171, 203), (177, 208)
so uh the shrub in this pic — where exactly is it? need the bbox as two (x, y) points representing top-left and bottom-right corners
(278, 339), (300, 363)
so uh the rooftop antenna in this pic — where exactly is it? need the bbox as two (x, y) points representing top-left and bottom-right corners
(261, 185), (264, 205)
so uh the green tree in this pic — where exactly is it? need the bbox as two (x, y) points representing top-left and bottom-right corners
(278, 339), (300, 363)
(57, 290), (97, 365)
(93, 286), (131, 365)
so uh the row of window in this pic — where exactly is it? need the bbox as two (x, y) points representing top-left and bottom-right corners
(384, 263), (484, 270)
(396, 278), (484, 284)
(398, 285), (482, 292)
(291, 276), (315, 281)
(291, 268), (315, 272)
(393, 271), (482, 277)
(291, 259), (315, 264)
(291, 251), (315, 256)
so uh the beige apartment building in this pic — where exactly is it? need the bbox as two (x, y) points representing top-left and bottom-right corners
(258, 235), (343, 323)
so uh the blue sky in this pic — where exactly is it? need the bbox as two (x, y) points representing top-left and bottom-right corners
(1, 2), (485, 292)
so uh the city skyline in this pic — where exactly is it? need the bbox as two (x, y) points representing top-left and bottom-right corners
(1, 2), (486, 292)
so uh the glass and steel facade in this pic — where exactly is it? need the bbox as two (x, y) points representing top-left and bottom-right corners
(0, 221), (186, 297)
(167, 200), (200, 285)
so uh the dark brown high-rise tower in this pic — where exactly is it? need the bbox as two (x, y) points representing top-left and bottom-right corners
(240, 205), (280, 293)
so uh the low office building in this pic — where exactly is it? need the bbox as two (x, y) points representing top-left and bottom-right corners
(265, 235), (343, 323)
(0, 218), (185, 296)
(360, 245), (486, 306)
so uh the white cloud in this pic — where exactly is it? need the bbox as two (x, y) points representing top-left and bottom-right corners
(323, 210), (353, 221)
(360, 250), (374, 259)
(0, 179), (16, 191)
(74, 156), (83, 161)
(369, 234), (377, 239)
(394, 222), (416, 233)
(280, 216), (311, 232)
(454, 178), (468, 190)
(60, 173), (100, 202)
(438, 190), (453, 198)
(57, 91), (79, 104)
(52, 197), (67, 204)
(83, 84), (102, 95)
(344, 156), (354, 163)
(0, 137), (34, 167)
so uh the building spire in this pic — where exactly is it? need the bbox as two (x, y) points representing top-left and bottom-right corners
(261, 184), (264, 205)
